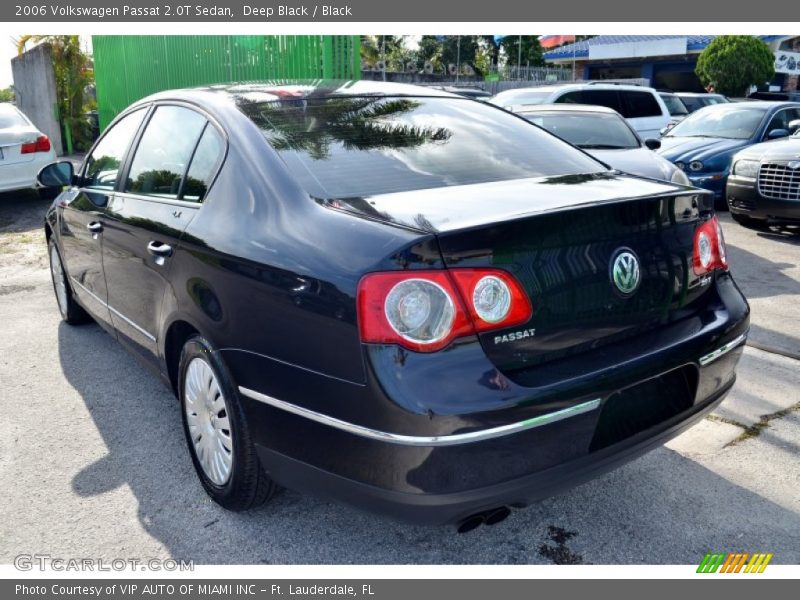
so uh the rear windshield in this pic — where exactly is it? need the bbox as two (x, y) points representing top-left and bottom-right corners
(238, 96), (604, 199)
(522, 111), (640, 149)
(0, 104), (30, 129)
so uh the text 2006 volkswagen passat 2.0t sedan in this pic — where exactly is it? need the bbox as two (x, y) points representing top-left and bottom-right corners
(38, 81), (749, 531)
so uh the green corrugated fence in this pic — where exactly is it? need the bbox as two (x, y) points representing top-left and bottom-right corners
(92, 35), (361, 128)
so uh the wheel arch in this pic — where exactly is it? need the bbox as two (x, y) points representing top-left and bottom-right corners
(162, 318), (202, 395)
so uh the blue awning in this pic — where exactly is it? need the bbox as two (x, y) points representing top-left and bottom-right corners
(544, 35), (788, 61)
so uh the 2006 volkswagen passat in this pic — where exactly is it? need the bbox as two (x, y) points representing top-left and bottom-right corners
(39, 81), (749, 530)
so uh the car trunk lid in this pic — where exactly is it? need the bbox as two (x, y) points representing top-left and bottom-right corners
(335, 173), (713, 373)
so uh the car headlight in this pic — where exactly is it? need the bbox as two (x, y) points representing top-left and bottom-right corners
(732, 159), (760, 178)
(671, 168), (691, 185)
(689, 160), (704, 172)
(675, 161), (686, 171)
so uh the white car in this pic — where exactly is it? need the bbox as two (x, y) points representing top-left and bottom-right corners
(511, 103), (690, 185)
(0, 103), (57, 196)
(490, 83), (672, 140)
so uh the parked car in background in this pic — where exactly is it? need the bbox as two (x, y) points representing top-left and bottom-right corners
(490, 83), (672, 139)
(38, 81), (748, 529)
(431, 85), (492, 100)
(511, 103), (690, 184)
(727, 130), (800, 229)
(658, 101), (800, 207)
(748, 90), (800, 102)
(675, 92), (729, 113)
(659, 92), (689, 121)
(0, 103), (57, 197)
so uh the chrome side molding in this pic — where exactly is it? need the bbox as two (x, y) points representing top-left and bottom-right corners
(698, 333), (747, 366)
(237, 386), (601, 447)
(70, 277), (157, 343)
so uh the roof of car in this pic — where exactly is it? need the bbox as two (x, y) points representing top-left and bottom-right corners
(699, 100), (800, 110)
(511, 103), (619, 115)
(675, 92), (725, 98)
(138, 80), (459, 106)
(495, 82), (655, 96)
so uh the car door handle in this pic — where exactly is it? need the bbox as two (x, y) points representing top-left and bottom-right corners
(87, 221), (103, 233)
(147, 241), (173, 258)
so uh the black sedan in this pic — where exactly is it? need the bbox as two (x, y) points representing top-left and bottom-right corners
(38, 81), (749, 530)
(728, 132), (800, 228)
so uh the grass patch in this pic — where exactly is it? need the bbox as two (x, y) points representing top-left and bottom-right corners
(707, 403), (800, 446)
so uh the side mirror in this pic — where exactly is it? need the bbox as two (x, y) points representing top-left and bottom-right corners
(767, 128), (790, 140)
(644, 138), (662, 150)
(789, 119), (800, 133)
(37, 161), (74, 189)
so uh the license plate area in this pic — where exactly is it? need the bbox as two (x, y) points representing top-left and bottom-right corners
(589, 365), (698, 452)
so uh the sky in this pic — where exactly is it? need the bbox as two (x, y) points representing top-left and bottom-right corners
(2, 36), (18, 89)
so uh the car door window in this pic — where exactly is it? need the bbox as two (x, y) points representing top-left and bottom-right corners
(555, 91), (583, 104)
(765, 109), (790, 134)
(181, 125), (224, 202)
(579, 90), (624, 113)
(83, 108), (146, 190)
(766, 108), (800, 136)
(620, 91), (662, 118)
(124, 105), (207, 199)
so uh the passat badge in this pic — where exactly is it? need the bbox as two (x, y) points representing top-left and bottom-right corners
(610, 248), (641, 297)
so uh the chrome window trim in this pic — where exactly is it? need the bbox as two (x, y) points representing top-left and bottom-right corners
(237, 386), (601, 447)
(70, 277), (156, 343)
(698, 333), (747, 366)
(112, 191), (204, 209)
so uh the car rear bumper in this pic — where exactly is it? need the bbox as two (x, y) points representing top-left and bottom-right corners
(254, 379), (734, 525)
(727, 177), (800, 223)
(0, 151), (56, 193)
(225, 273), (749, 525)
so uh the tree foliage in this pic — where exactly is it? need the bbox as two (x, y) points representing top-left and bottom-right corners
(695, 35), (775, 97)
(0, 88), (14, 102)
(16, 35), (95, 151)
(499, 36), (545, 68)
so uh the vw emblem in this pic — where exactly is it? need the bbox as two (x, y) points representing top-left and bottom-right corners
(788, 161), (800, 170)
(610, 248), (641, 297)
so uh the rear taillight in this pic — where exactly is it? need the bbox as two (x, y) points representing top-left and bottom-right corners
(21, 135), (51, 154)
(693, 215), (728, 275)
(357, 269), (532, 352)
(448, 269), (532, 332)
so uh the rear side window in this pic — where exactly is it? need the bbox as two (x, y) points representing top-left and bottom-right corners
(555, 90), (624, 113)
(620, 91), (662, 118)
(580, 90), (623, 113)
(238, 96), (605, 199)
(84, 108), (146, 190)
(182, 125), (224, 202)
(125, 106), (207, 198)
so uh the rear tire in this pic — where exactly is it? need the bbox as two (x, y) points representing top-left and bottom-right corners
(730, 212), (772, 231)
(178, 335), (278, 511)
(48, 239), (91, 325)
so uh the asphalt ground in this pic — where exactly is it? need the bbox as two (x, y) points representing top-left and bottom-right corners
(0, 189), (797, 565)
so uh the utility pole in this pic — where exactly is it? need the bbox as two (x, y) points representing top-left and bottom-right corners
(456, 36), (461, 82)
(381, 35), (386, 82)
(518, 35), (522, 79)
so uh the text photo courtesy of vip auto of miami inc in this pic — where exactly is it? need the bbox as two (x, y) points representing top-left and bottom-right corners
(0, 26), (798, 583)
